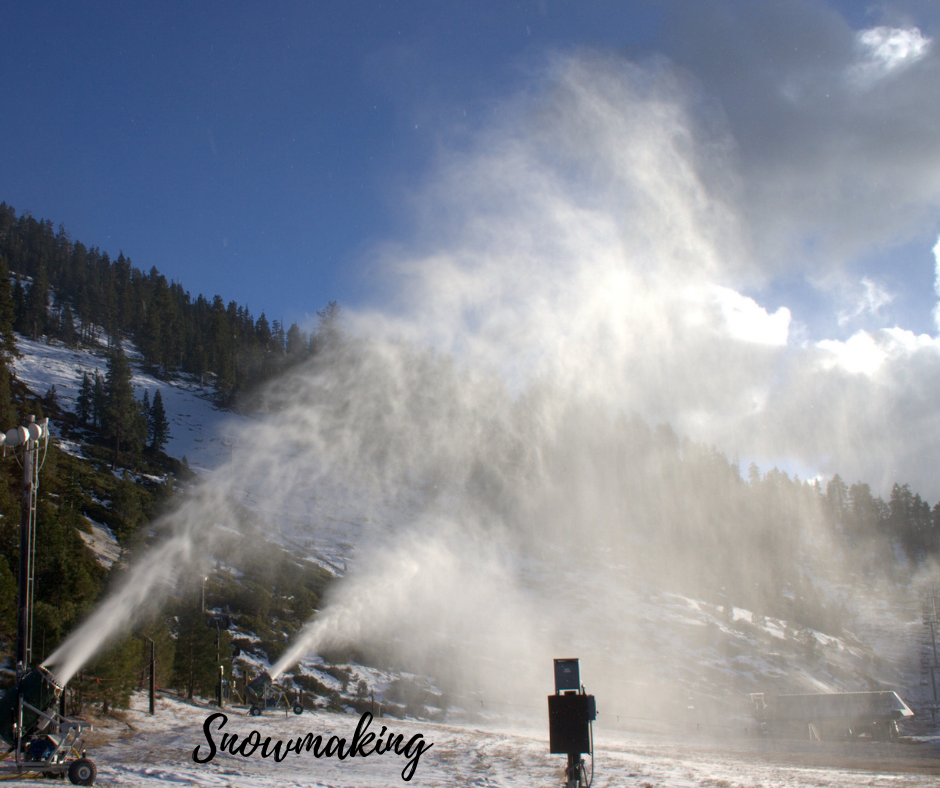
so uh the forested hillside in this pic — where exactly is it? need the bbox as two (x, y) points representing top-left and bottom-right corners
(0, 203), (335, 709)
(0, 202), (337, 404)
(0, 201), (938, 716)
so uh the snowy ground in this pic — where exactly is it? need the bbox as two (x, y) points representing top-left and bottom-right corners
(11, 334), (249, 474)
(18, 692), (939, 787)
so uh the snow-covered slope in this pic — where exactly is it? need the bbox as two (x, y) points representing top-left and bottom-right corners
(12, 334), (250, 473)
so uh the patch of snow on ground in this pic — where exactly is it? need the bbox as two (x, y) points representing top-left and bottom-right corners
(78, 521), (122, 569)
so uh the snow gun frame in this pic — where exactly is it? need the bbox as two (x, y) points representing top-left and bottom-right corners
(0, 666), (96, 785)
(245, 673), (304, 717)
(548, 659), (596, 788)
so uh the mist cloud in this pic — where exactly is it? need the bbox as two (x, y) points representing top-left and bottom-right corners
(48, 3), (940, 697)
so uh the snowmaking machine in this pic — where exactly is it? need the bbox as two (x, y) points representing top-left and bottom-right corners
(0, 666), (95, 784)
(245, 672), (304, 716)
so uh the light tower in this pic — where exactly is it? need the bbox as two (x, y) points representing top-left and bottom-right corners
(2, 415), (50, 679)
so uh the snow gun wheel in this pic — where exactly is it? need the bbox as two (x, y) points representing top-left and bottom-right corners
(249, 705), (261, 716)
(292, 703), (304, 715)
(68, 757), (97, 786)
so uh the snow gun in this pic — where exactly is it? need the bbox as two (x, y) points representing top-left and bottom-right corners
(246, 672), (272, 715)
(0, 666), (61, 746)
(0, 666), (96, 784)
(245, 672), (304, 716)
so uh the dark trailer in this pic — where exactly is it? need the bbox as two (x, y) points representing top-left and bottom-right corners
(752, 691), (913, 742)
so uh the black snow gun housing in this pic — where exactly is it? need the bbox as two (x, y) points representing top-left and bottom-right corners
(246, 672), (272, 710)
(245, 672), (305, 716)
(0, 666), (96, 784)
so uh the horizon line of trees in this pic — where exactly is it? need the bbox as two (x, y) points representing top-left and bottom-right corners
(0, 202), (340, 403)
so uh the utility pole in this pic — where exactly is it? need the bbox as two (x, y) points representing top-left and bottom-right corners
(926, 582), (939, 728)
(146, 637), (156, 715)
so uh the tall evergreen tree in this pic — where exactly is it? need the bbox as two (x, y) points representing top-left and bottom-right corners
(148, 389), (170, 452)
(92, 370), (106, 428)
(285, 322), (307, 362)
(0, 258), (19, 362)
(103, 345), (137, 462)
(76, 372), (93, 426)
(59, 303), (77, 346)
(172, 600), (227, 700)
(313, 301), (341, 353)
(0, 258), (19, 428)
(23, 262), (49, 338)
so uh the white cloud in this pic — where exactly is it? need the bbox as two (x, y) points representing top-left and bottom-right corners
(817, 331), (887, 376)
(837, 277), (894, 326)
(817, 327), (939, 377)
(850, 26), (931, 87)
(713, 286), (790, 345)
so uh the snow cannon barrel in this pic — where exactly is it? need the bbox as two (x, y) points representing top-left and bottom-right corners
(0, 666), (63, 746)
(246, 673), (272, 705)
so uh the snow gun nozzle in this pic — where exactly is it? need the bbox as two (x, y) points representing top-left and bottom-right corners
(0, 666), (64, 746)
(247, 672), (272, 703)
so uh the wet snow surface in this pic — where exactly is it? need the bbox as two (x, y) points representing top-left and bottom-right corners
(55, 693), (940, 787)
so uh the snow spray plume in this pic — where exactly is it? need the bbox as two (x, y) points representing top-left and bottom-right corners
(45, 51), (932, 709)
(256, 52), (923, 712)
(43, 483), (233, 684)
(269, 524), (545, 700)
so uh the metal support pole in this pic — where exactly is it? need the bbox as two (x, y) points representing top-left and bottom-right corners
(149, 638), (156, 715)
(16, 431), (34, 677)
(216, 623), (223, 708)
(928, 620), (938, 726)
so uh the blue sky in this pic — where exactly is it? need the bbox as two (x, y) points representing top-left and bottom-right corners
(1, 1), (663, 327)
(2, 1), (932, 331)
(4, 1), (940, 493)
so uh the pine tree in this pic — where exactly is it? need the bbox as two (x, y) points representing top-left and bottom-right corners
(0, 257), (19, 362)
(313, 301), (341, 353)
(103, 345), (137, 462)
(148, 389), (170, 452)
(84, 636), (142, 712)
(172, 601), (226, 700)
(59, 303), (77, 346)
(111, 478), (144, 544)
(11, 276), (26, 334)
(24, 262), (49, 338)
(0, 258), (19, 428)
(92, 370), (106, 428)
(285, 322), (307, 362)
